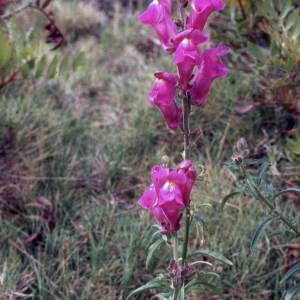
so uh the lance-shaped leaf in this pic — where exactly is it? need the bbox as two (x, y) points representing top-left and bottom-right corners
(220, 190), (242, 212)
(151, 293), (172, 300)
(193, 215), (208, 246)
(185, 280), (225, 299)
(146, 238), (165, 269)
(178, 285), (184, 300)
(280, 0), (292, 19)
(269, 229), (287, 242)
(188, 249), (232, 266)
(125, 282), (172, 300)
(247, 42), (266, 63)
(280, 263), (300, 284)
(257, 162), (270, 178)
(250, 217), (277, 255)
(285, 283), (300, 300)
(273, 189), (300, 201)
(285, 8), (299, 30)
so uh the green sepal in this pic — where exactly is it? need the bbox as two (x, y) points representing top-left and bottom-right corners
(285, 283), (300, 300)
(220, 190), (242, 212)
(125, 282), (172, 300)
(280, 263), (300, 284)
(250, 217), (277, 255)
(188, 249), (232, 266)
(146, 238), (165, 269)
(185, 280), (226, 299)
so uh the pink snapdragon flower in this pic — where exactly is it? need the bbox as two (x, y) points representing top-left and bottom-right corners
(148, 72), (182, 130)
(189, 43), (229, 107)
(138, 161), (197, 234)
(173, 29), (209, 92)
(138, 0), (177, 54)
(187, 0), (225, 31)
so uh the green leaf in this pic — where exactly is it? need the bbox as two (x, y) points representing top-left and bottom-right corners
(151, 293), (172, 300)
(272, 188), (300, 201)
(246, 179), (260, 200)
(73, 52), (84, 71)
(185, 280), (225, 299)
(125, 282), (172, 300)
(198, 271), (221, 280)
(286, 56), (293, 72)
(178, 285), (184, 300)
(285, 283), (300, 300)
(35, 55), (46, 78)
(291, 19), (300, 38)
(280, 263), (300, 284)
(270, 39), (279, 57)
(257, 162), (270, 178)
(280, 0), (292, 19)
(273, 54), (280, 69)
(247, 42), (266, 63)
(250, 217), (277, 255)
(220, 191), (242, 212)
(285, 8), (299, 30)
(0, 30), (12, 68)
(248, 159), (269, 165)
(48, 55), (58, 79)
(21, 62), (30, 78)
(269, 229), (288, 242)
(59, 54), (69, 75)
(146, 238), (165, 269)
(188, 250), (233, 266)
(193, 215), (205, 245)
(262, 2), (278, 18)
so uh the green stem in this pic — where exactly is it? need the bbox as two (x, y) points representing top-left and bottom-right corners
(251, 180), (300, 236)
(173, 232), (179, 261)
(273, 211), (300, 237)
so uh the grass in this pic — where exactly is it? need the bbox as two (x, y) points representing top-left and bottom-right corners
(0, 1), (298, 299)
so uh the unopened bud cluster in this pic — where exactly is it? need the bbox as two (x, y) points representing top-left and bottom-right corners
(168, 259), (196, 287)
(231, 137), (250, 165)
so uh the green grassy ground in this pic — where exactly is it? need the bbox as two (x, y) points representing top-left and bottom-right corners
(0, 1), (297, 299)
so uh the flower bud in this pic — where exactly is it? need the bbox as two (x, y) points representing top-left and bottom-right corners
(237, 137), (248, 151)
(167, 259), (181, 280)
(174, 18), (183, 28)
(189, 127), (202, 144)
(231, 154), (242, 165)
(161, 155), (171, 168)
(233, 145), (239, 154)
(241, 148), (250, 159)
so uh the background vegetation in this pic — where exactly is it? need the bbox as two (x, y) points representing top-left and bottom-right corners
(0, 0), (299, 299)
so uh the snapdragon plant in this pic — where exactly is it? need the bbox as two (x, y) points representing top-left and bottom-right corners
(222, 137), (300, 300)
(126, 0), (232, 299)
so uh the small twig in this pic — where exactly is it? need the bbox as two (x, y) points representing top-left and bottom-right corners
(0, 173), (85, 182)
(0, 2), (32, 19)
(237, 0), (246, 20)
(0, 69), (20, 90)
